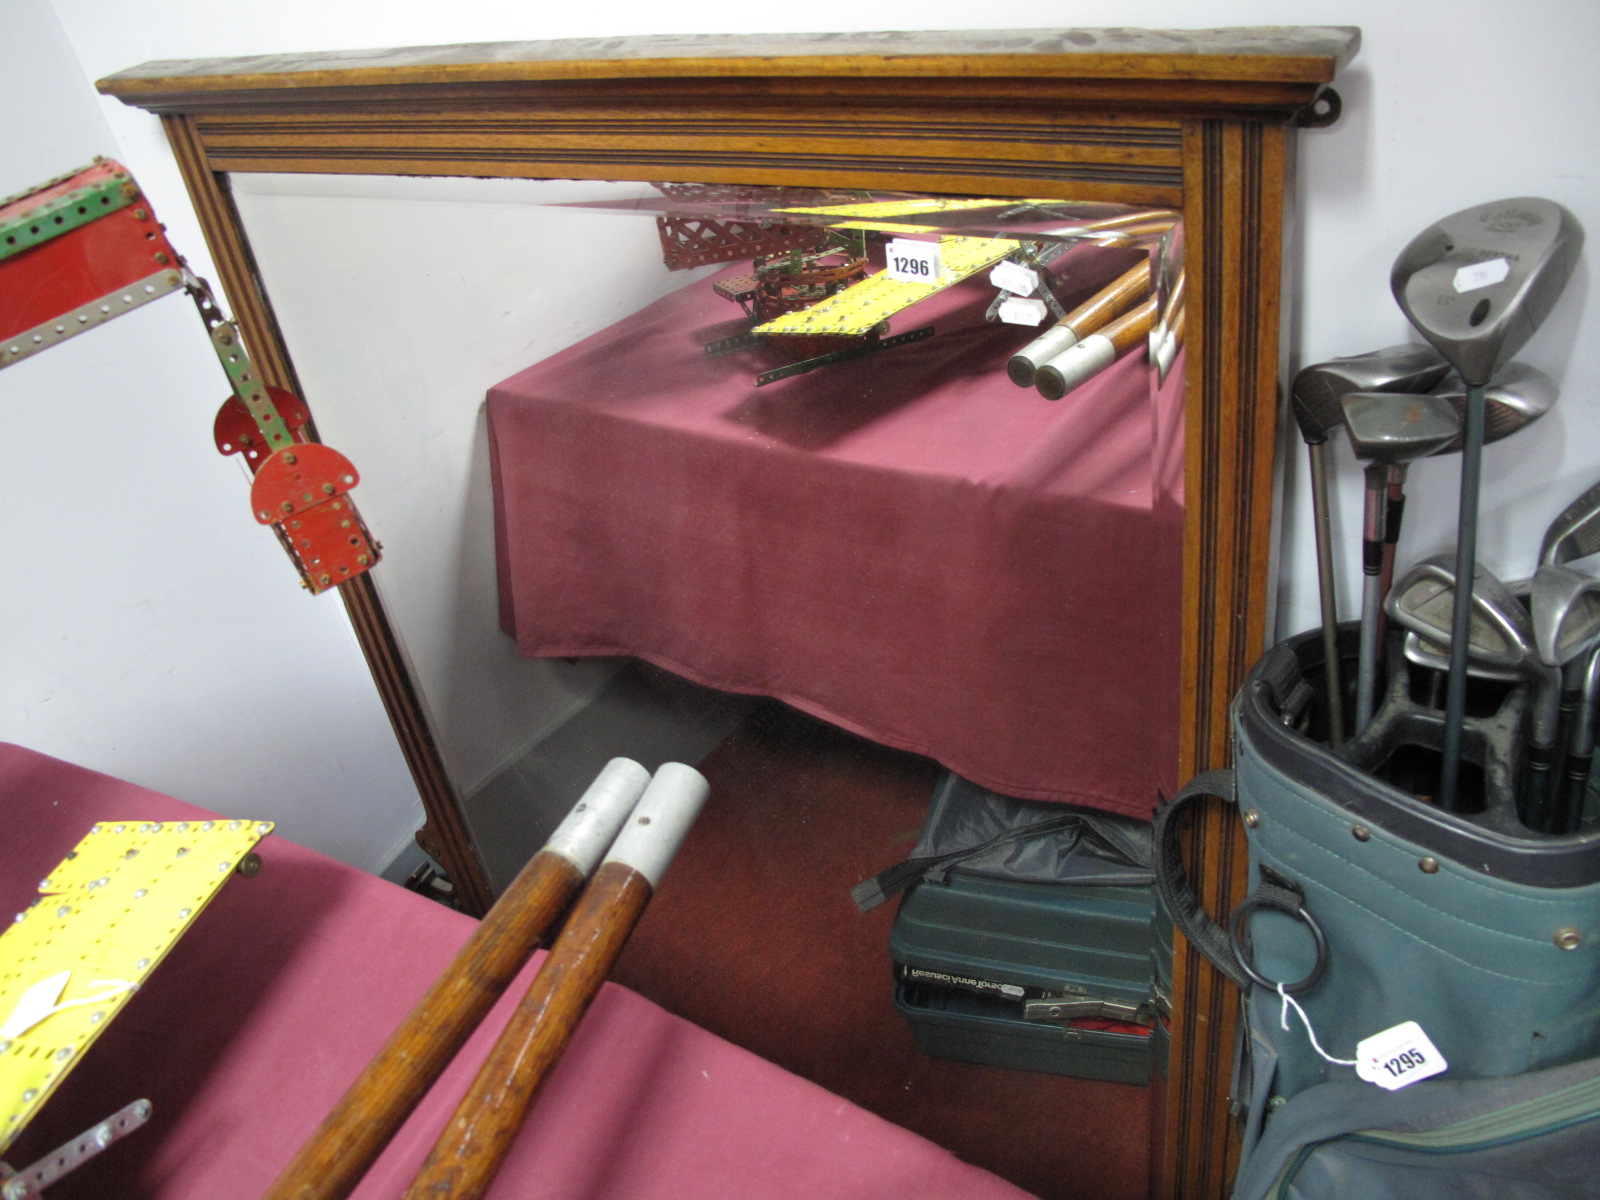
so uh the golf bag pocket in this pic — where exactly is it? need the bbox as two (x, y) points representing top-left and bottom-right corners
(1156, 625), (1600, 1162)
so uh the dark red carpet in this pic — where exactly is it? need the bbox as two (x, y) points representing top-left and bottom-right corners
(611, 703), (1152, 1200)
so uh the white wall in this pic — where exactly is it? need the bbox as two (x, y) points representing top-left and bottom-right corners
(0, 0), (423, 872)
(8, 0), (1599, 867)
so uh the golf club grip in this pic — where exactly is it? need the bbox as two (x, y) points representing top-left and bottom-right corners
(403, 764), (709, 1200)
(261, 758), (650, 1200)
(1307, 443), (1346, 746)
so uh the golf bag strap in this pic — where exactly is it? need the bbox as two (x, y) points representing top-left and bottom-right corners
(1153, 769), (1253, 991)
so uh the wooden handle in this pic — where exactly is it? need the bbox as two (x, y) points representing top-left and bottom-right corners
(1007, 259), (1150, 387)
(262, 758), (650, 1200)
(1061, 259), (1152, 340)
(1034, 295), (1159, 401)
(403, 764), (709, 1200)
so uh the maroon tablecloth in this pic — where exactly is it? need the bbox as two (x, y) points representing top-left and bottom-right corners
(489, 251), (1184, 818)
(0, 742), (1033, 1199)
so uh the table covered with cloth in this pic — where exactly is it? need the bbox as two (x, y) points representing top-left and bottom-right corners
(488, 251), (1184, 818)
(0, 742), (1033, 1199)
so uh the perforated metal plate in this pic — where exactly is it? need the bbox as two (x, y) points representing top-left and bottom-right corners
(0, 819), (271, 1154)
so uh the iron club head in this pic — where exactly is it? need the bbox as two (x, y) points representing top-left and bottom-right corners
(1540, 476), (1600, 569)
(1391, 198), (1583, 387)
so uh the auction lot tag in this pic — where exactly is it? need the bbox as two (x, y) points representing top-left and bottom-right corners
(997, 297), (1049, 326)
(1453, 257), (1510, 293)
(1355, 1020), (1447, 1090)
(990, 259), (1039, 296)
(886, 238), (943, 284)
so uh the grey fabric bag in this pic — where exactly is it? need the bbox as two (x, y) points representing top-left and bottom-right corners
(1156, 626), (1600, 1194)
(1229, 1053), (1600, 1200)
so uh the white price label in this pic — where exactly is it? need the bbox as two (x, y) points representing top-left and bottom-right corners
(1355, 1021), (1447, 1090)
(990, 259), (1040, 296)
(886, 239), (944, 284)
(1453, 257), (1510, 293)
(997, 297), (1050, 326)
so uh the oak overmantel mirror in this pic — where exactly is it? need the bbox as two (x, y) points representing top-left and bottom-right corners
(100, 27), (1357, 1199)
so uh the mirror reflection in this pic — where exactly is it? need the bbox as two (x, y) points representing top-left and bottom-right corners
(232, 173), (1186, 1197)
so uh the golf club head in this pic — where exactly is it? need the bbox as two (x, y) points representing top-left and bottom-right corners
(1385, 552), (1537, 670)
(1289, 343), (1452, 444)
(1340, 391), (1462, 466)
(1529, 563), (1600, 668)
(1391, 198), (1583, 386)
(1541, 476), (1600, 567)
(1429, 361), (1558, 452)
(1404, 630), (1522, 682)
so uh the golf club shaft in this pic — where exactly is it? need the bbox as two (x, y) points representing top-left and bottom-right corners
(1377, 467), (1407, 651)
(1440, 383), (1488, 810)
(1355, 463), (1389, 729)
(1307, 440), (1346, 746)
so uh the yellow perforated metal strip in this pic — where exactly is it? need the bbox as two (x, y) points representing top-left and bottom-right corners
(0, 818), (271, 1153)
(752, 236), (1019, 337)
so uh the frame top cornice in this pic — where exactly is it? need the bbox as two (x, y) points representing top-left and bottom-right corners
(98, 27), (1358, 116)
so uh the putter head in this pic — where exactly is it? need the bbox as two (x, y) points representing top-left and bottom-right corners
(1541, 476), (1600, 567)
(1340, 391), (1462, 466)
(1391, 198), (1583, 386)
(1289, 343), (1451, 444)
(1529, 563), (1600, 668)
(1385, 553), (1537, 670)
(1429, 361), (1558, 451)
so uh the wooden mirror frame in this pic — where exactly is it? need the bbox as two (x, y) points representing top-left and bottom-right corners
(100, 28), (1358, 1198)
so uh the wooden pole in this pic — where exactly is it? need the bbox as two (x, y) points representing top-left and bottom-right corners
(262, 758), (652, 1200)
(403, 763), (710, 1200)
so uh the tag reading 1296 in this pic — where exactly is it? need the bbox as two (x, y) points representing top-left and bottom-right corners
(886, 239), (943, 284)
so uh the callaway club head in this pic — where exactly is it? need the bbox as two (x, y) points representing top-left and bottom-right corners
(1541, 476), (1600, 568)
(1391, 198), (1583, 387)
(1428, 361), (1559, 453)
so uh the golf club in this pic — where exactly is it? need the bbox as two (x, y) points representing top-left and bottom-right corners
(1340, 391), (1462, 728)
(1373, 362), (1559, 683)
(1385, 553), (1554, 820)
(1560, 647), (1600, 834)
(1288, 344), (1452, 745)
(1539, 475), (1600, 569)
(1528, 564), (1600, 829)
(1392, 197), (1584, 810)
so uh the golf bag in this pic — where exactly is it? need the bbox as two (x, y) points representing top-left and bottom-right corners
(1155, 625), (1600, 1197)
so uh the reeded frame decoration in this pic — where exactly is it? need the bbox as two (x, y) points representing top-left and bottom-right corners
(100, 27), (1357, 1198)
